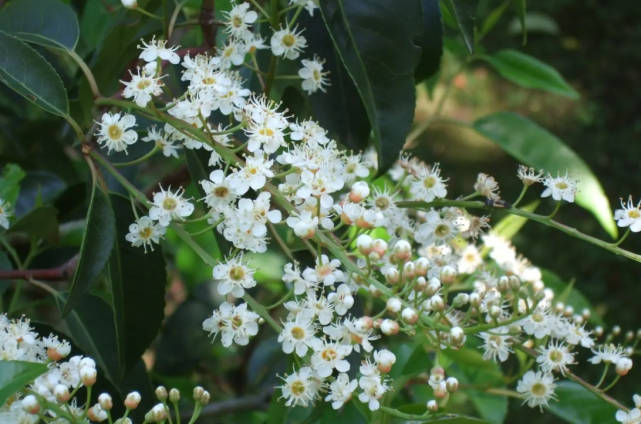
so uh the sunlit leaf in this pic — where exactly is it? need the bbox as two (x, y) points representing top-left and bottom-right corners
(0, 361), (49, 405)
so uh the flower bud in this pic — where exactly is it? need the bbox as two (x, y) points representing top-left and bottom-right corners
(430, 295), (444, 312)
(582, 308), (591, 320)
(450, 326), (465, 345)
(393, 240), (412, 262)
(386, 297), (402, 313)
(354, 316), (373, 332)
(430, 366), (445, 377)
(439, 266), (457, 284)
(155, 386), (168, 402)
(489, 305), (502, 318)
(403, 262), (415, 279)
(401, 308), (418, 324)
(125, 392), (141, 409)
(414, 257), (430, 276)
(453, 293), (469, 308)
(427, 400), (438, 412)
(554, 302), (565, 314)
(121, 0), (138, 9)
(349, 181), (370, 203)
(372, 239), (388, 257)
(169, 388), (180, 403)
(80, 366), (97, 386)
(385, 268), (400, 285)
(150, 403), (167, 422)
(373, 318), (383, 329)
(258, 317), (265, 324)
(497, 276), (509, 292)
(368, 251), (381, 261)
(193, 387), (205, 402)
(508, 275), (521, 290)
(375, 349), (396, 373)
(425, 278), (441, 296)
(534, 290), (546, 304)
(54, 384), (70, 402)
(369, 284), (382, 297)
(446, 377), (459, 393)
(79, 357), (96, 370)
(612, 325), (622, 336)
(415, 276), (427, 291)
(380, 319), (399, 336)
(88, 405), (108, 422)
(470, 292), (481, 308)
(202, 391), (211, 405)
(563, 305), (574, 317)
(22, 395), (39, 414)
(574, 315), (584, 325)
(356, 235), (374, 255)
(98, 393), (113, 411)
(47, 342), (71, 361)
(433, 381), (448, 398)
(595, 326), (604, 338)
(115, 419), (133, 424)
(616, 357), (633, 376)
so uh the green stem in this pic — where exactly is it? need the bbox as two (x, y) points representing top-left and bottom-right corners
(251, 54), (266, 89)
(242, 62), (267, 76)
(1, 238), (23, 269)
(162, 0), (170, 39)
(68, 50), (101, 98)
(187, 218), (223, 236)
(397, 199), (641, 264)
(266, 288), (294, 310)
(168, 0), (188, 39)
(512, 185), (528, 208)
(274, 75), (302, 80)
(288, 6), (304, 26)
(547, 201), (562, 219)
(268, 221), (295, 261)
(65, 115), (85, 143)
(601, 375), (621, 392)
(613, 227), (631, 247)
(113, 146), (160, 167)
(378, 406), (432, 421)
(595, 364), (610, 388)
(243, 292), (282, 332)
(249, 0), (270, 19)
(135, 7), (163, 20)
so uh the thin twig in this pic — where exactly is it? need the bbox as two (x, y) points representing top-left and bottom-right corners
(180, 387), (272, 419)
(0, 255), (79, 281)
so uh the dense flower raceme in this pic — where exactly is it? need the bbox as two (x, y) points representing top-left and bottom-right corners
(0, 316), (211, 424)
(74, 1), (640, 421)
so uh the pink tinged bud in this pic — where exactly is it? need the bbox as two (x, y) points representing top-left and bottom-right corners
(99, 393), (113, 411)
(80, 366), (97, 386)
(403, 262), (415, 279)
(430, 366), (445, 377)
(356, 234), (374, 255)
(439, 266), (457, 284)
(616, 358), (633, 376)
(372, 239), (388, 257)
(47, 348), (63, 362)
(380, 319), (399, 336)
(446, 377), (459, 393)
(375, 349), (396, 373)
(373, 318), (383, 329)
(150, 403), (167, 422)
(427, 400), (438, 412)
(386, 298), (402, 313)
(415, 276), (427, 291)
(430, 295), (445, 311)
(125, 392), (141, 409)
(22, 395), (40, 414)
(355, 216), (374, 229)
(433, 381), (448, 398)
(401, 308), (418, 324)
(393, 240), (412, 262)
(53, 384), (70, 402)
(359, 316), (374, 331)
(414, 257), (430, 276)
(79, 357), (96, 369)
(349, 182), (370, 203)
(385, 268), (400, 285)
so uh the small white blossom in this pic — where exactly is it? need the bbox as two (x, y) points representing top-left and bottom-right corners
(536, 341), (575, 375)
(148, 186), (194, 226)
(516, 371), (556, 410)
(278, 316), (317, 357)
(142, 126), (180, 158)
(271, 26), (307, 60)
(95, 113), (138, 154)
(310, 338), (351, 377)
(325, 373), (357, 409)
(278, 367), (318, 407)
(479, 327), (512, 362)
(138, 36), (180, 64)
(125, 216), (165, 252)
(299, 56), (329, 94)
(203, 302), (259, 347)
(518, 165), (544, 186)
(121, 67), (164, 107)
(213, 255), (256, 298)
(541, 171), (578, 203)
(614, 196), (641, 232)
(327, 284), (354, 316)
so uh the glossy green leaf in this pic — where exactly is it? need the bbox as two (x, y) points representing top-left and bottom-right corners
(511, 0), (527, 44)
(109, 193), (167, 375)
(478, 49), (579, 99)
(7, 205), (59, 244)
(541, 269), (604, 326)
(447, 0), (479, 54)
(0, 361), (49, 405)
(415, 0), (444, 82)
(492, 200), (539, 240)
(319, 0), (423, 174)
(473, 112), (616, 238)
(479, 1), (509, 41)
(266, 390), (289, 424)
(55, 292), (122, 384)
(0, 164), (25, 207)
(300, 12), (370, 151)
(390, 343), (432, 393)
(0, 0), (79, 51)
(63, 185), (115, 317)
(0, 31), (68, 117)
(546, 381), (618, 424)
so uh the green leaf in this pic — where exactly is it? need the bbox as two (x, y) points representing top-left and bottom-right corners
(415, 0), (444, 83)
(541, 269), (604, 326)
(7, 205), (59, 244)
(300, 12), (371, 151)
(479, 1), (509, 41)
(0, 251), (12, 300)
(447, 0), (479, 54)
(492, 200), (539, 240)
(266, 389), (289, 424)
(445, 348), (507, 424)
(546, 381), (618, 424)
(0, 31), (69, 117)
(478, 49), (578, 99)
(55, 292), (122, 384)
(0, 361), (49, 405)
(319, 0), (423, 174)
(63, 185), (115, 317)
(0, 0), (79, 51)
(473, 112), (616, 238)
(511, 0), (527, 44)
(390, 343), (432, 393)
(428, 416), (488, 424)
(109, 193), (167, 374)
(0, 164), (25, 207)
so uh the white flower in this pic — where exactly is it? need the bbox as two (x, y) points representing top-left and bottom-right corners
(516, 371), (556, 410)
(289, 119), (329, 146)
(227, 152), (274, 195)
(286, 210), (318, 239)
(327, 284), (354, 316)
(278, 367), (318, 407)
(374, 349), (396, 373)
(245, 115), (288, 154)
(299, 56), (329, 94)
(589, 344), (628, 365)
(95, 113), (138, 154)
(121, 0), (137, 9)
(142, 126), (179, 158)
(474, 173), (500, 199)
(415, 210), (459, 246)
(458, 245), (482, 274)
(302, 254), (345, 287)
(125, 216), (165, 252)
(203, 302), (259, 347)
(289, 0), (318, 16)
(517, 165), (544, 186)
(218, 40), (248, 68)
(541, 171), (578, 202)
(479, 327), (512, 362)
(0, 199), (12, 229)
(121, 67), (164, 107)
(148, 186), (194, 226)
(358, 374), (388, 411)
(615, 196), (641, 232)
(138, 36), (180, 64)
(283, 262), (315, 295)
(344, 153), (370, 182)
(616, 408), (641, 424)
(325, 373), (357, 409)
(213, 254), (256, 298)
(278, 316), (317, 357)
(271, 26), (307, 60)
(520, 307), (552, 339)
(224, 2), (258, 39)
(410, 162), (447, 202)
(310, 338), (351, 377)
(536, 341), (575, 375)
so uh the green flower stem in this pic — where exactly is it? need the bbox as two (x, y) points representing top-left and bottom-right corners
(274, 75), (302, 80)
(1, 237), (23, 269)
(67, 50), (101, 98)
(162, 0), (170, 39)
(266, 288), (294, 310)
(602, 375), (622, 392)
(279, 4), (299, 15)
(244, 292), (282, 332)
(512, 185), (528, 208)
(186, 405), (202, 424)
(242, 62), (267, 76)
(187, 218), (223, 236)
(397, 199), (641, 264)
(251, 54), (266, 89)
(65, 115), (85, 143)
(613, 227), (631, 247)
(463, 310), (532, 334)
(168, 0), (188, 39)
(595, 363), (611, 388)
(135, 6), (163, 20)
(377, 406), (433, 421)
(113, 146), (160, 167)
(249, 0), (270, 19)
(288, 6), (304, 26)
(547, 201), (562, 219)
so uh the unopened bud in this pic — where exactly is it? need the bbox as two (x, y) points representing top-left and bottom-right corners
(155, 386), (168, 401)
(201, 391), (210, 404)
(373, 318), (383, 329)
(80, 357), (96, 369)
(356, 235), (374, 255)
(508, 275), (521, 290)
(563, 306), (574, 317)
(430, 295), (445, 311)
(414, 257), (430, 276)
(368, 251), (381, 261)
(415, 276), (427, 291)
(616, 358), (633, 376)
(80, 366), (97, 386)
(349, 181), (370, 203)
(369, 284), (382, 297)
(637, 329), (641, 340)
(453, 293), (469, 307)
(22, 395), (39, 414)
(375, 349), (396, 373)
(372, 239), (388, 257)
(470, 292), (481, 307)
(393, 240), (412, 262)
(54, 384), (70, 402)
(574, 315), (584, 325)
(258, 317), (265, 324)
(446, 377), (459, 393)
(439, 266), (457, 284)
(612, 326), (622, 337)
(115, 418), (133, 424)
(401, 308), (418, 324)
(626, 331), (635, 342)
(554, 302), (565, 313)
(595, 326), (604, 338)
(534, 290), (546, 303)
(386, 297), (402, 313)
(121, 0), (138, 9)
(98, 394), (113, 411)
(498, 276), (509, 292)
(380, 319), (399, 336)
(88, 405), (108, 422)
(385, 268), (400, 285)
(125, 392), (141, 409)
(425, 278), (441, 296)
(169, 389), (180, 403)
(427, 400), (438, 412)
(193, 387), (205, 402)
(450, 326), (465, 345)
(150, 403), (167, 422)
(489, 305), (502, 318)
(582, 308), (591, 320)
(433, 381), (448, 398)
(355, 317), (373, 332)
(403, 262), (415, 279)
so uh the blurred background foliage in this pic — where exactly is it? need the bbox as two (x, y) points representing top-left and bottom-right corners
(0, 0), (639, 422)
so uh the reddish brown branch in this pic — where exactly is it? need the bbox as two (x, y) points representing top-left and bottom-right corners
(199, 0), (217, 50)
(0, 256), (78, 281)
